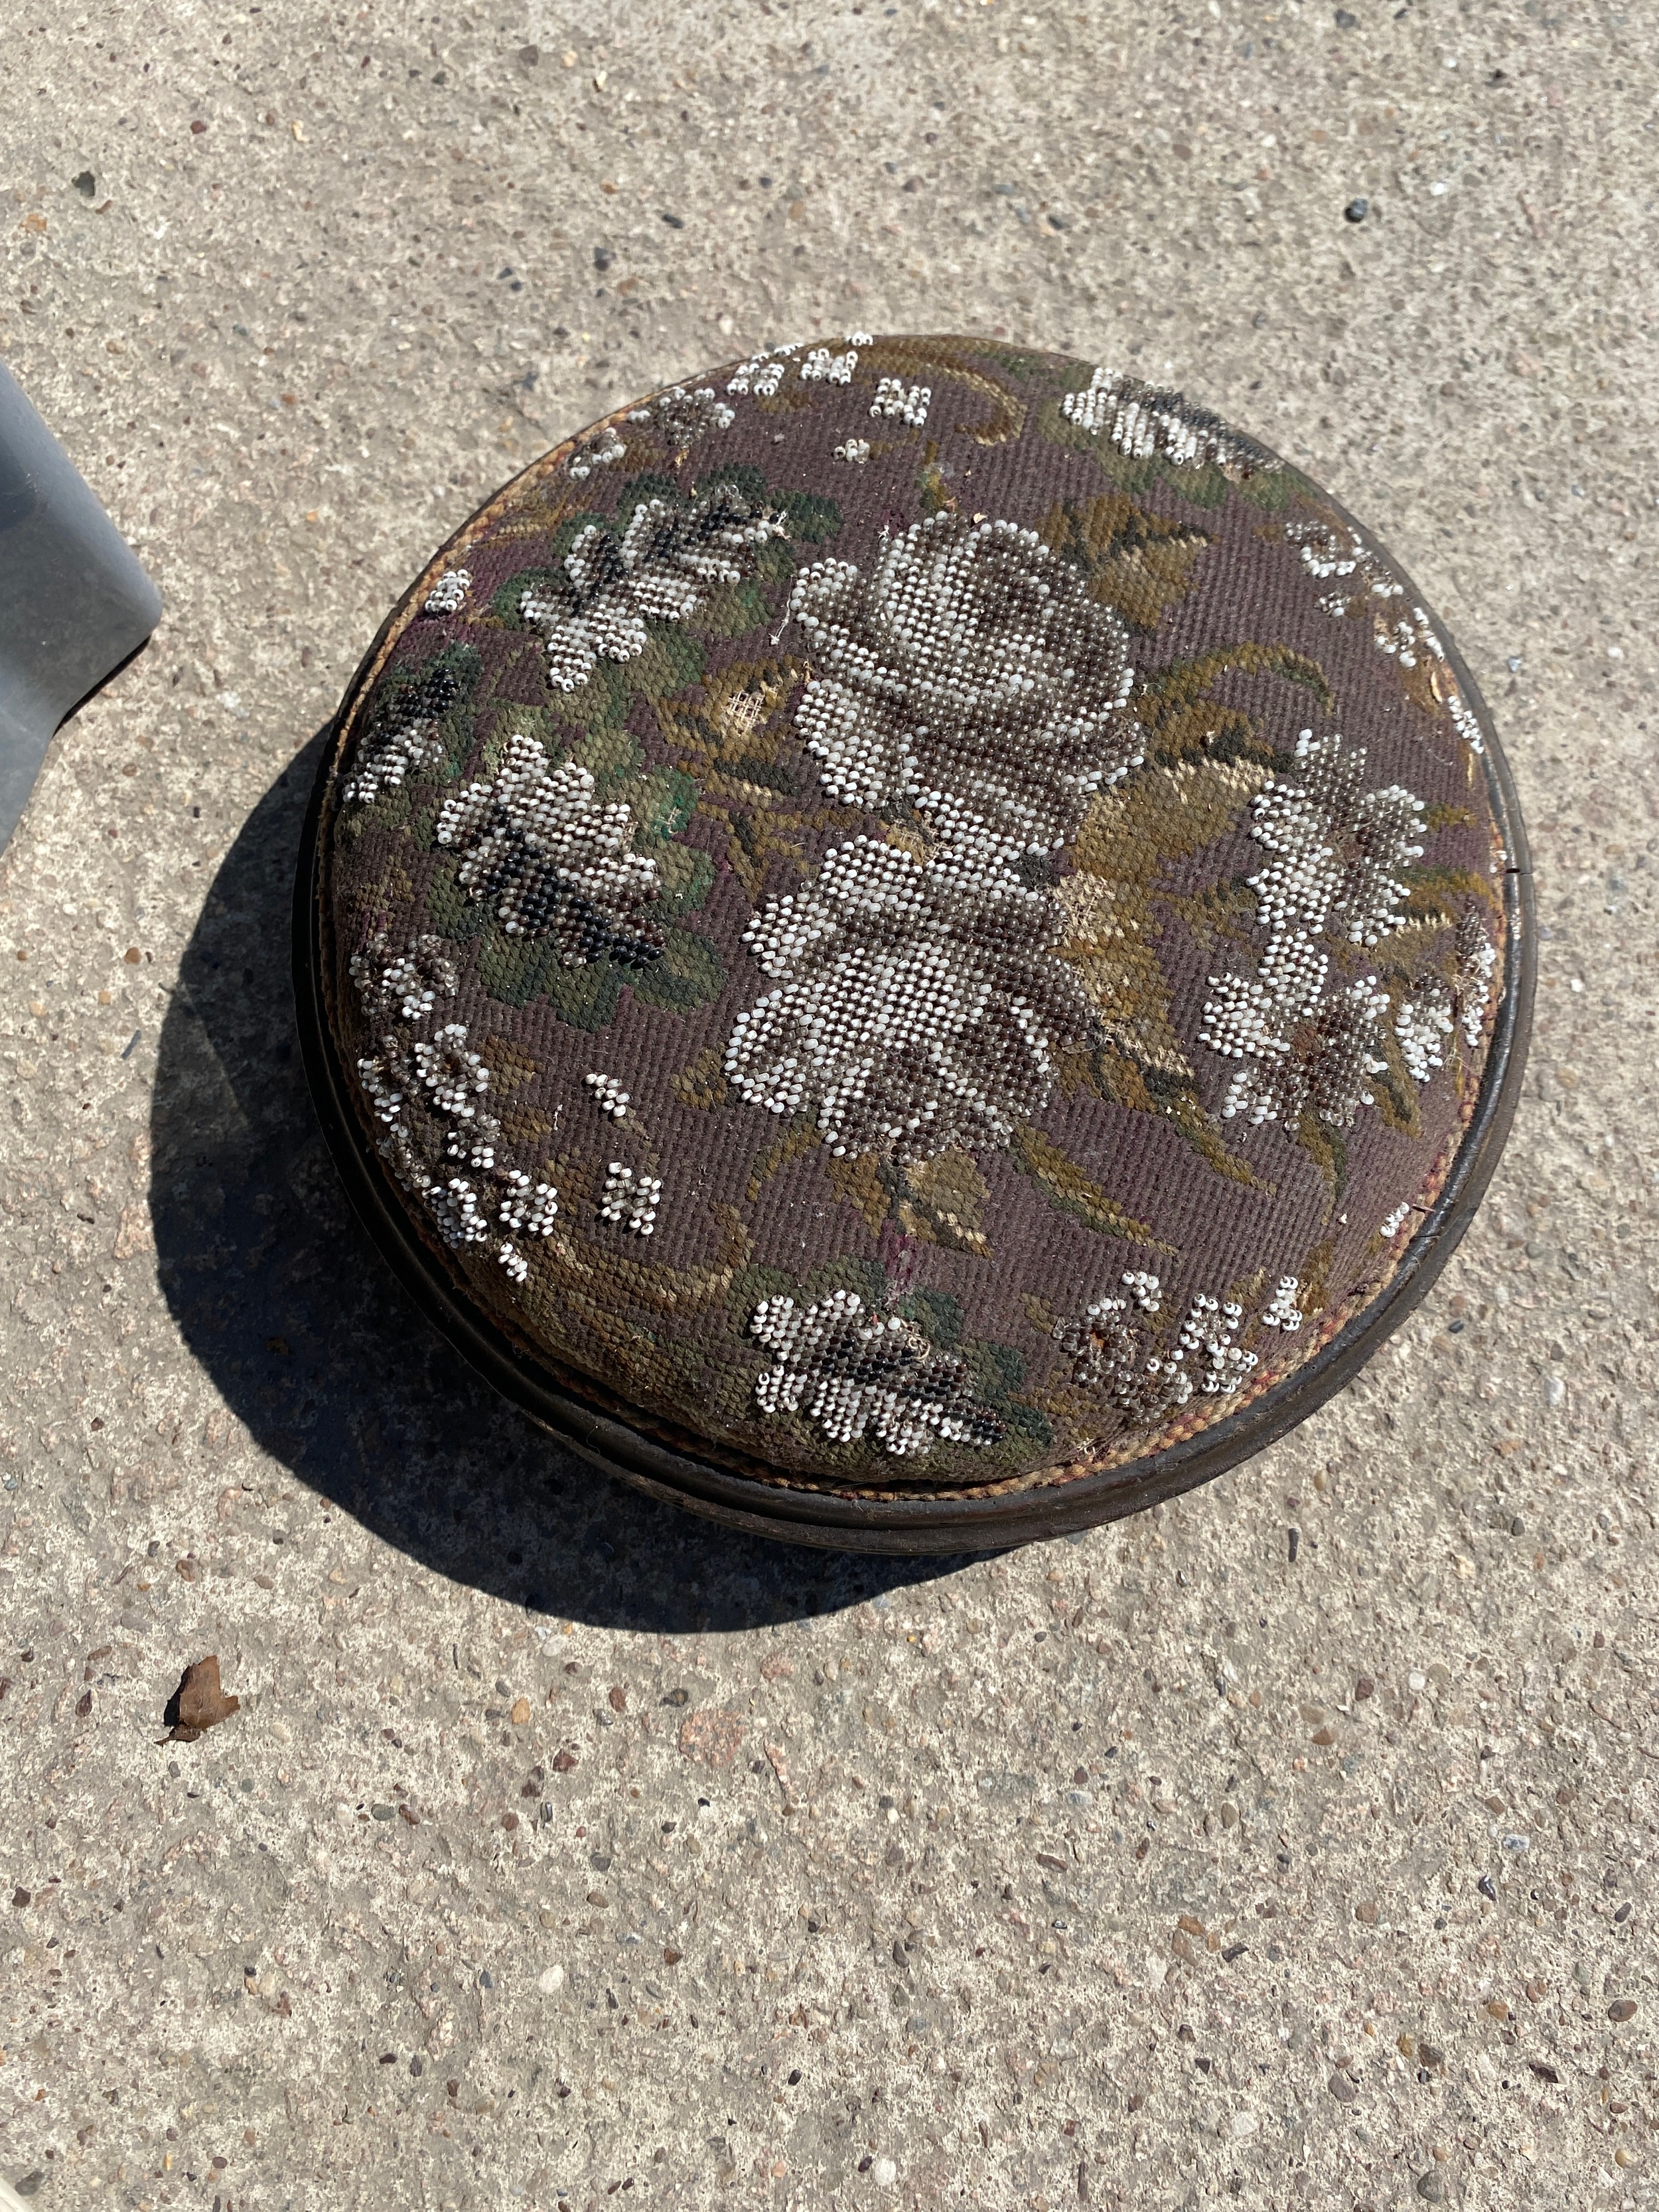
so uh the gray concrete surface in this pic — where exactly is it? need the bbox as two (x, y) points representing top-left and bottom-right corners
(0, 2), (1654, 2206)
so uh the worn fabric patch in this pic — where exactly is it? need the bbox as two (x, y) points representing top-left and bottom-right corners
(316, 337), (1510, 1496)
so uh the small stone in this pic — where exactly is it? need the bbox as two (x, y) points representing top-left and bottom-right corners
(1354, 1900), (1379, 1925)
(1526, 2059), (1558, 2083)
(163, 1653), (240, 1741)
(607, 1686), (626, 1713)
(72, 170), (96, 198)
(1419, 2043), (1445, 2069)
(1477, 1874), (1497, 1903)
(1334, 5), (1358, 22)
(1609, 1998), (1638, 2022)
(1354, 1675), (1375, 1700)
(1344, 197), (1370, 223)
(1415, 2175), (1445, 2204)
(661, 1687), (691, 1707)
(510, 1697), (530, 1726)
(662, 1948), (682, 1966)
(1328, 2071), (1358, 2102)
(11, 1887), (29, 1909)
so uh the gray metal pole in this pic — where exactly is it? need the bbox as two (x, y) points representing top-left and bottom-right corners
(0, 358), (162, 855)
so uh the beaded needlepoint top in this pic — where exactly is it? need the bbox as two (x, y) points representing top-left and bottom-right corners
(313, 336), (1517, 1503)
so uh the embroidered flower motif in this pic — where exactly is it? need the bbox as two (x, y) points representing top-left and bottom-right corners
(869, 377), (930, 427)
(1248, 732), (1425, 950)
(1453, 905), (1498, 1047)
(750, 1290), (1006, 1455)
(426, 1175), (493, 1247)
(1202, 938), (1390, 1128)
(1260, 1277), (1303, 1332)
(567, 425), (625, 481)
(518, 482), (788, 694)
(800, 346), (858, 385)
(599, 1161), (662, 1236)
(1054, 1282), (1258, 1432)
(1062, 366), (1279, 475)
(1286, 518), (1462, 691)
(498, 1168), (560, 1236)
(413, 1023), (490, 1122)
(584, 1071), (630, 1119)
(724, 836), (1098, 1161)
(342, 660), (461, 803)
(628, 384), (735, 445)
(1395, 986), (1454, 1084)
(350, 932), (459, 1027)
(436, 730), (664, 968)
(725, 346), (796, 398)
(790, 514), (1139, 860)
(423, 567), (472, 616)
(1201, 731), (1433, 1130)
(346, 934), (559, 1268)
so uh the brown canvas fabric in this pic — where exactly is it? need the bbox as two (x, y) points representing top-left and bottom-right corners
(315, 337), (1511, 1496)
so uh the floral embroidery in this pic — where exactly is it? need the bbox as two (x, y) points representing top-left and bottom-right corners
(724, 836), (1097, 1161)
(1202, 940), (1391, 1128)
(1246, 733), (1425, 950)
(1286, 517), (1483, 753)
(1200, 731), (1435, 1130)
(342, 661), (462, 804)
(800, 346), (858, 385)
(498, 1168), (560, 1236)
(1062, 366), (1279, 476)
(585, 1071), (631, 1119)
(750, 1290), (1005, 1455)
(323, 336), (1512, 1497)
(628, 384), (735, 446)
(567, 425), (625, 481)
(347, 932), (557, 1284)
(599, 1161), (662, 1236)
(1453, 907), (1498, 1047)
(726, 346), (797, 398)
(413, 1023), (490, 1123)
(423, 567), (471, 616)
(1054, 1278), (1259, 1431)
(1395, 987), (1454, 1084)
(352, 934), (457, 1027)
(436, 731), (664, 968)
(1260, 1277), (1303, 1332)
(518, 483), (788, 694)
(869, 377), (930, 428)
(788, 514), (1139, 859)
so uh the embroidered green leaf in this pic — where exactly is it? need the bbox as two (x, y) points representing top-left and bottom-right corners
(1135, 644), (1334, 769)
(1011, 1126), (1171, 1251)
(654, 839), (714, 917)
(1039, 493), (1212, 632)
(628, 924), (723, 1013)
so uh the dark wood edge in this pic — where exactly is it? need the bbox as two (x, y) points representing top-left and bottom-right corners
(291, 409), (1535, 1556)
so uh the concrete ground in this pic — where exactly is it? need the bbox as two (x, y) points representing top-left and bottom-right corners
(0, 1), (1654, 2206)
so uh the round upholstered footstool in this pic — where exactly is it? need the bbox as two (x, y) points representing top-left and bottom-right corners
(295, 336), (1532, 1552)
